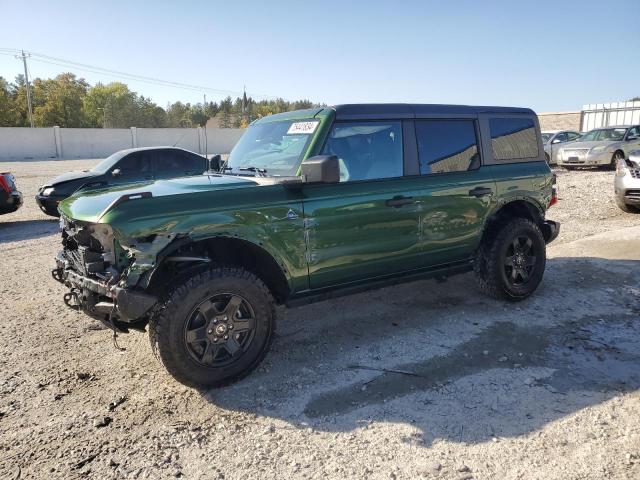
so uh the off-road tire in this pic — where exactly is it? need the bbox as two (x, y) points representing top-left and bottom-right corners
(149, 267), (275, 388)
(474, 218), (546, 301)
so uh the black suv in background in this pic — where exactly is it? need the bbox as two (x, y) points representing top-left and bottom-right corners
(0, 172), (23, 215)
(35, 146), (207, 217)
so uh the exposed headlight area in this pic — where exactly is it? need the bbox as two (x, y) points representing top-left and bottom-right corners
(41, 186), (55, 196)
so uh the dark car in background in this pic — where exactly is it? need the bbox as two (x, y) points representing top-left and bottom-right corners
(35, 146), (207, 217)
(0, 172), (23, 215)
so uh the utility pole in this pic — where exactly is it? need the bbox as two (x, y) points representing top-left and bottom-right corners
(15, 50), (34, 128)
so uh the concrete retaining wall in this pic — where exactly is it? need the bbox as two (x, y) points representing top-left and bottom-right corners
(0, 127), (244, 160)
(537, 111), (582, 132)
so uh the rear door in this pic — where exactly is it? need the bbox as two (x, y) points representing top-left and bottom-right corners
(111, 151), (154, 183)
(302, 120), (422, 289)
(154, 149), (207, 179)
(408, 117), (496, 265)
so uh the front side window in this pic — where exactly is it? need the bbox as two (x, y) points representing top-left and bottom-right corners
(490, 117), (539, 160)
(554, 133), (568, 143)
(626, 126), (640, 138)
(226, 119), (319, 176)
(567, 132), (581, 141)
(322, 121), (403, 182)
(415, 120), (480, 174)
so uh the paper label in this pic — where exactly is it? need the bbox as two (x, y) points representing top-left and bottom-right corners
(287, 121), (319, 135)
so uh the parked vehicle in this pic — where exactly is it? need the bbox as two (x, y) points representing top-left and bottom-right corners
(35, 147), (207, 217)
(0, 172), (23, 215)
(556, 125), (640, 169)
(614, 149), (640, 213)
(53, 104), (559, 388)
(541, 130), (581, 164)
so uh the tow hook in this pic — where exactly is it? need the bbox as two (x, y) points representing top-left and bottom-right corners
(51, 268), (64, 284)
(63, 290), (80, 311)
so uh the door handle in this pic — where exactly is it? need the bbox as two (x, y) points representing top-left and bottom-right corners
(385, 196), (415, 207)
(468, 187), (493, 198)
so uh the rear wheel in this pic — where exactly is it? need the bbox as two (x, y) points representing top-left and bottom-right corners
(474, 218), (546, 301)
(149, 267), (275, 388)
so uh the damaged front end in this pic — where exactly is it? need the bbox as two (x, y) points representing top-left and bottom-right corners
(53, 215), (162, 332)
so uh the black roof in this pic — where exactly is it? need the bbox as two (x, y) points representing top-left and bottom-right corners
(331, 103), (534, 120)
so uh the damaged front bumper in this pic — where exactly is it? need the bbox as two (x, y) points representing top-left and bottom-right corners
(54, 251), (158, 331)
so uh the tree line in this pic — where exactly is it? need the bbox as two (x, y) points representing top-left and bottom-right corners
(0, 73), (317, 128)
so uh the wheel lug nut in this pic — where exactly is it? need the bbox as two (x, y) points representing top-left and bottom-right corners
(224, 335), (229, 340)
(229, 324), (234, 330)
(213, 319), (218, 324)
(223, 316), (228, 321)
(213, 337), (218, 342)
(207, 329), (212, 334)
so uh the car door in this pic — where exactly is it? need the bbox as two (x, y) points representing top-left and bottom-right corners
(549, 132), (568, 163)
(111, 151), (154, 184)
(302, 120), (422, 289)
(623, 126), (640, 155)
(154, 149), (206, 180)
(409, 118), (496, 265)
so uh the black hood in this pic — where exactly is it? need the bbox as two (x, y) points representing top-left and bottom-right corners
(45, 170), (98, 188)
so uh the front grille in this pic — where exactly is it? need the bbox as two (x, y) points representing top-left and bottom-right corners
(60, 216), (107, 277)
(625, 189), (640, 199)
(564, 148), (590, 156)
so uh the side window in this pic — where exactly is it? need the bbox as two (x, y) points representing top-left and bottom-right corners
(489, 117), (539, 161)
(115, 152), (152, 179)
(321, 121), (403, 182)
(627, 126), (640, 138)
(567, 132), (581, 141)
(155, 150), (204, 178)
(554, 133), (568, 143)
(415, 120), (480, 174)
(180, 152), (206, 174)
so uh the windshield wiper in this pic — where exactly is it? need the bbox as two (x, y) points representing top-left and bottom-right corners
(239, 166), (268, 176)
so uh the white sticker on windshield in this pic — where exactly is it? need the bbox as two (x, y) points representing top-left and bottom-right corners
(287, 121), (319, 135)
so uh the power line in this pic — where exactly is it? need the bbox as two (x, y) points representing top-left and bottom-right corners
(0, 48), (279, 100)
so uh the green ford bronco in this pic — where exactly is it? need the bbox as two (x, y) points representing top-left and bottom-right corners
(54, 104), (559, 388)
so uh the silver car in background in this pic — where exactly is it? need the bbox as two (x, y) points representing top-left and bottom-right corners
(541, 130), (581, 164)
(614, 149), (640, 213)
(557, 125), (640, 169)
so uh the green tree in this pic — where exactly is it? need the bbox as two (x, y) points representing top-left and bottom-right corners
(84, 82), (138, 128)
(32, 73), (88, 127)
(0, 77), (18, 126)
(166, 101), (194, 127)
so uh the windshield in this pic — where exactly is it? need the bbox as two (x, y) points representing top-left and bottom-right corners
(541, 133), (553, 143)
(90, 150), (128, 174)
(579, 128), (627, 142)
(226, 119), (319, 176)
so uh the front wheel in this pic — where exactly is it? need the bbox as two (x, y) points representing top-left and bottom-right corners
(474, 218), (547, 301)
(610, 151), (624, 170)
(149, 267), (275, 388)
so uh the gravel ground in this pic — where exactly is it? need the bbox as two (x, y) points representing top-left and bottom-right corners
(1, 160), (639, 480)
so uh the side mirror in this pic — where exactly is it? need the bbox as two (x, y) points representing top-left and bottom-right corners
(552, 138), (562, 144)
(208, 154), (222, 171)
(626, 135), (639, 141)
(300, 155), (340, 184)
(111, 168), (122, 177)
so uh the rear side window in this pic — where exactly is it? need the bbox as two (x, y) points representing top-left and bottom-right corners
(490, 117), (539, 160)
(567, 132), (581, 141)
(415, 120), (480, 174)
(322, 121), (403, 182)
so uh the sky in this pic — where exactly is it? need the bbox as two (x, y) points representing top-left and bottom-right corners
(0, 0), (638, 113)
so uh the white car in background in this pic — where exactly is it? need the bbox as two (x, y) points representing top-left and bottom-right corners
(541, 130), (581, 164)
(557, 125), (640, 169)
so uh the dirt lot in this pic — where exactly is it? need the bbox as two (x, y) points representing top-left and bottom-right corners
(1, 160), (639, 480)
